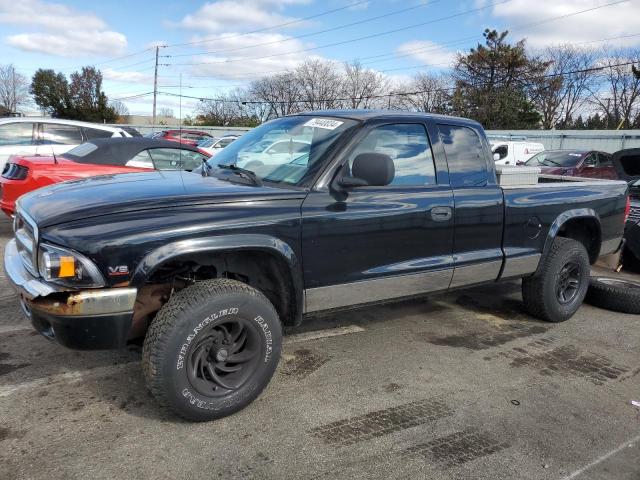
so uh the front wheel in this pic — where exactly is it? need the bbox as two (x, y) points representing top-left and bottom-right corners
(142, 279), (282, 421)
(522, 237), (590, 322)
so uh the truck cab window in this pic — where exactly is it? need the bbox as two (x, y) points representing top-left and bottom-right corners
(438, 124), (487, 187)
(348, 123), (436, 186)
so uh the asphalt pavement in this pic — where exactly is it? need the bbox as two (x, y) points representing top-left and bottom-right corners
(0, 217), (638, 480)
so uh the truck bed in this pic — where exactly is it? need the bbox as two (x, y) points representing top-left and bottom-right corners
(500, 175), (628, 278)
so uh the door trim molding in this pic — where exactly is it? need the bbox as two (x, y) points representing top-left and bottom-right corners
(304, 268), (453, 313)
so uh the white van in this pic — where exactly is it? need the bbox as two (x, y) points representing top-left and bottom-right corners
(0, 118), (133, 172)
(491, 141), (545, 165)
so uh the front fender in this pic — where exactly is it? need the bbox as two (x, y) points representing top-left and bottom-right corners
(131, 233), (304, 323)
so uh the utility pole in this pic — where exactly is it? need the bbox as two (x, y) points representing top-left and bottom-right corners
(152, 46), (159, 126)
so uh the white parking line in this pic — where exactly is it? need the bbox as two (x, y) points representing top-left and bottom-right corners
(284, 325), (365, 345)
(560, 433), (640, 480)
(0, 325), (31, 335)
(0, 362), (136, 398)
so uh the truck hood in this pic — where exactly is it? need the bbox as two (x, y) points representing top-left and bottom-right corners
(18, 170), (305, 228)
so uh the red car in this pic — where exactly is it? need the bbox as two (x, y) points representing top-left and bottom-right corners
(150, 129), (213, 147)
(523, 149), (617, 179)
(0, 138), (210, 216)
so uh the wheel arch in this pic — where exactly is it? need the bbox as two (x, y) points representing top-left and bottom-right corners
(131, 234), (304, 326)
(542, 209), (602, 266)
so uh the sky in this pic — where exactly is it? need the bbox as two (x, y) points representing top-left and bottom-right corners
(1, 0), (639, 117)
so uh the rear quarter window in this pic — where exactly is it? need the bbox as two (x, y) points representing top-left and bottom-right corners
(437, 124), (487, 187)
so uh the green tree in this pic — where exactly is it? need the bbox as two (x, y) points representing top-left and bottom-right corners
(451, 29), (546, 129)
(30, 69), (72, 117)
(30, 67), (117, 122)
(69, 67), (117, 122)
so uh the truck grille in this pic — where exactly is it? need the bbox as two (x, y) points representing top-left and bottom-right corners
(13, 211), (38, 276)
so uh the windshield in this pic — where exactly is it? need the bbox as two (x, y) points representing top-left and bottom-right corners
(207, 116), (357, 186)
(526, 151), (584, 167)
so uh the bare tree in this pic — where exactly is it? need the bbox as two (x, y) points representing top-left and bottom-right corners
(196, 88), (261, 127)
(0, 64), (30, 113)
(342, 60), (389, 109)
(393, 72), (452, 114)
(158, 107), (174, 118)
(588, 49), (640, 129)
(532, 45), (597, 129)
(295, 60), (343, 110)
(109, 99), (129, 118)
(249, 72), (302, 119)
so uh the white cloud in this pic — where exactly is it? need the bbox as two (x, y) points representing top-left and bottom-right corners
(176, 0), (310, 34)
(491, 0), (640, 49)
(0, 0), (127, 57)
(103, 68), (153, 84)
(177, 32), (320, 80)
(396, 40), (457, 67)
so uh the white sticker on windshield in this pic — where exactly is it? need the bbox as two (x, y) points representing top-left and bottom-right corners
(303, 118), (344, 130)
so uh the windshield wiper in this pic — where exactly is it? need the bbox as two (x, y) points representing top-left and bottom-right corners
(217, 164), (263, 186)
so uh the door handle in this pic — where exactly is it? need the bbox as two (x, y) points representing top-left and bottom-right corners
(431, 206), (452, 222)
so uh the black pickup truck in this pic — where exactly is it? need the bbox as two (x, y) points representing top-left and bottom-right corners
(4, 111), (628, 421)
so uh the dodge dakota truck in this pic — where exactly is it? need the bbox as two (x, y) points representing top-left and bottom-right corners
(4, 110), (628, 421)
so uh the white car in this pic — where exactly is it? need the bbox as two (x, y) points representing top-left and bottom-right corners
(491, 141), (544, 166)
(0, 118), (134, 172)
(198, 135), (239, 156)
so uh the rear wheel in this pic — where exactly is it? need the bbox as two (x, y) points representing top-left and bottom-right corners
(142, 279), (282, 421)
(522, 237), (590, 322)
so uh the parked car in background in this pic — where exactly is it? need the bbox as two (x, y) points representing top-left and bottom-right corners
(198, 135), (239, 156)
(151, 129), (213, 146)
(0, 118), (135, 173)
(0, 138), (210, 216)
(491, 141), (544, 165)
(524, 149), (617, 179)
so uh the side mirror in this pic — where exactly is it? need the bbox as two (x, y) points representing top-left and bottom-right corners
(350, 153), (395, 187)
(493, 153), (500, 161)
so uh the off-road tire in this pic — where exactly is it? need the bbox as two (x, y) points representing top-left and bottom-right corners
(142, 279), (282, 421)
(522, 237), (590, 322)
(585, 276), (640, 314)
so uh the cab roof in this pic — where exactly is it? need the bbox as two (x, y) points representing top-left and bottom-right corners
(295, 109), (482, 126)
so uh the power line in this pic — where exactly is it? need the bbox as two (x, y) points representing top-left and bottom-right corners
(165, 0), (510, 67)
(164, 0), (371, 49)
(111, 92), (154, 101)
(154, 30), (638, 84)
(358, 0), (633, 66)
(164, 0), (443, 59)
(153, 59), (640, 105)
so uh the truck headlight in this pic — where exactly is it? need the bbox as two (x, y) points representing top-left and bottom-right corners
(38, 243), (105, 288)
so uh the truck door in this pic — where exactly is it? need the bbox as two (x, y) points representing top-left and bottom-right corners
(301, 121), (454, 313)
(435, 123), (504, 288)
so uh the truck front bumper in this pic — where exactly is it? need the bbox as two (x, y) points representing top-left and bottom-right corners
(4, 239), (137, 350)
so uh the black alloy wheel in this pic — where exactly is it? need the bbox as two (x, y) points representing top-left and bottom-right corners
(556, 261), (582, 304)
(186, 317), (261, 397)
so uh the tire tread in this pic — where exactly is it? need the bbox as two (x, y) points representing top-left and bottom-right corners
(142, 278), (278, 420)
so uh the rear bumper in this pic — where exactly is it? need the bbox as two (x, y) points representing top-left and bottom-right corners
(4, 239), (137, 350)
